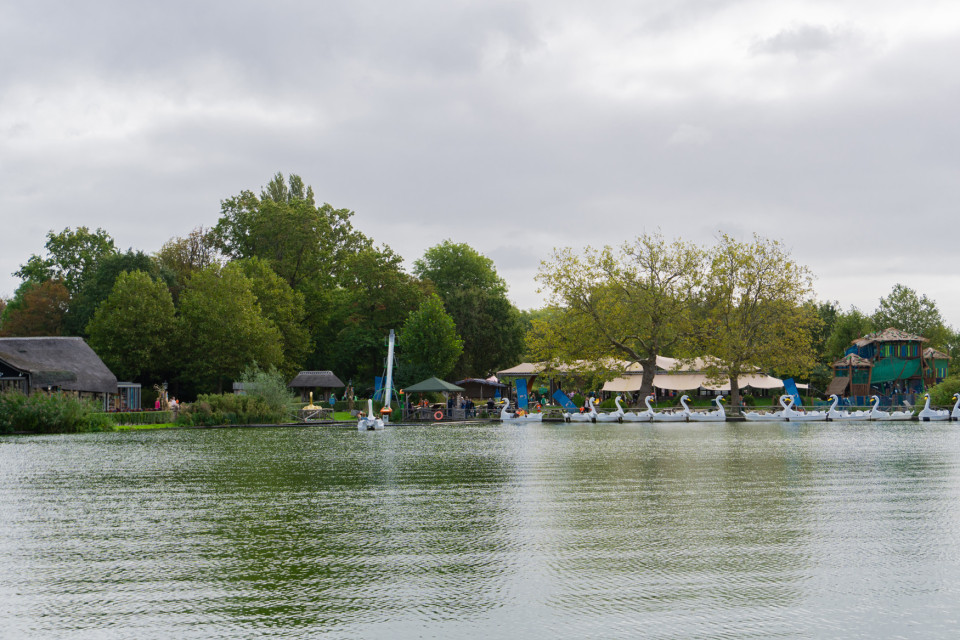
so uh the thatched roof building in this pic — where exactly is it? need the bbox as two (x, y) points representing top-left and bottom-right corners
(0, 337), (118, 398)
(287, 370), (344, 401)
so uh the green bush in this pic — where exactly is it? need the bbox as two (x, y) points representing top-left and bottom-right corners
(177, 366), (302, 426)
(929, 376), (960, 408)
(177, 393), (278, 426)
(0, 391), (116, 434)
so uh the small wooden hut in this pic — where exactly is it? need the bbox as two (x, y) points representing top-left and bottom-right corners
(287, 370), (345, 402)
(827, 353), (873, 398)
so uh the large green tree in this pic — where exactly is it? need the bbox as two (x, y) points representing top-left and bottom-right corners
(872, 284), (950, 346)
(211, 173), (369, 289)
(68, 250), (172, 336)
(176, 264), (284, 392)
(86, 270), (176, 381)
(824, 306), (875, 362)
(414, 241), (524, 377)
(321, 246), (429, 384)
(397, 294), (463, 383)
(235, 257), (311, 377)
(700, 234), (820, 409)
(532, 233), (705, 394)
(15, 227), (116, 297)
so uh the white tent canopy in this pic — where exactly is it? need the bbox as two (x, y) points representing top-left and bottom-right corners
(602, 373), (806, 393)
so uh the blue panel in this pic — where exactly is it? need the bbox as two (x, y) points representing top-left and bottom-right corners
(552, 389), (577, 411)
(516, 379), (528, 410)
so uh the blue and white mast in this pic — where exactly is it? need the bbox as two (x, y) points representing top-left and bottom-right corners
(383, 329), (395, 423)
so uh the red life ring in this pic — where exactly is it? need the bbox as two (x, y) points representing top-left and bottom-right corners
(434, 410), (444, 421)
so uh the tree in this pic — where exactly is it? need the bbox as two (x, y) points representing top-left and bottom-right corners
(0, 280), (71, 337)
(700, 234), (820, 409)
(873, 284), (949, 345)
(414, 241), (525, 377)
(68, 250), (172, 336)
(824, 306), (874, 362)
(532, 233), (705, 394)
(322, 246), (429, 384)
(235, 257), (311, 377)
(176, 264), (284, 393)
(86, 271), (176, 381)
(211, 173), (370, 289)
(155, 227), (221, 302)
(397, 294), (463, 382)
(15, 227), (116, 296)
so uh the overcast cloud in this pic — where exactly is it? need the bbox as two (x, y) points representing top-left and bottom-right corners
(2, 0), (959, 325)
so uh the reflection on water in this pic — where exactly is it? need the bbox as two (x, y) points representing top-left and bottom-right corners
(2, 421), (960, 638)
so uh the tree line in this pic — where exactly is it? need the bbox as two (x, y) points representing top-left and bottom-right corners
(0, 173), (526, 399)
(3, 176), (957, 405)
(530, 232), (960, 408)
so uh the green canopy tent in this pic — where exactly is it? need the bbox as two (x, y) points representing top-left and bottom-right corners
(403, 377), (468, 421)
(403, 377), (465, 393)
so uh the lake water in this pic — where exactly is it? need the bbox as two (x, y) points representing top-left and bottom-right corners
(2, 421), (960, 639)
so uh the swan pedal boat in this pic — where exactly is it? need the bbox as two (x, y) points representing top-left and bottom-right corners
(744, 395), (828, 422)
(868, 395), (913, 421)
(499, 398), (544, 422)
(616, 395), (654, 422)
(953, 394), (960, 421)
(358, 399), (385, 431)
(687, 396), (726, 422)
(651, 394), (691, 422)
(918, 393), (950, 422)
(826, 395), (869, 421)
(565, 396), (598, 422)
(594, 395), (623, 423)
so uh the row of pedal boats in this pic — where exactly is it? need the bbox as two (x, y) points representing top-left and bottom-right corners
(498, 393), (960, 423)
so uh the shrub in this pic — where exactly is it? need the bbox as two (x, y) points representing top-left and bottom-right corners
(929, 376), (960, 408)
(238, 365), (297, 419)
(0, 390), (116, 434)
(177, 392), (278, 426)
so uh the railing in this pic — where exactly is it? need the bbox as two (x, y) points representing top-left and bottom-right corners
(290, 403), (335, 422)
(103, 410), (173, 425)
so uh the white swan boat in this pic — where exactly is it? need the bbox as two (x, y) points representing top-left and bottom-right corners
(688, 396), (726, 422)
(826, 395), (869, 421)
(617, 395), (654, 422)
(565, 396), (598, 422)
(782, 395), (829, 422)
(499, 398), (544, 422)
(743, 395), (791, 422)
(918, 393), (950, 422)
(595, 396), (623, 423)
(651, 394), (691, 422)
(358, 399), (384, 431)
(868, 395), (913, 421)
(951, 393), (960, 421)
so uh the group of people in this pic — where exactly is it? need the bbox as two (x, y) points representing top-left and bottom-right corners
(154, 396), (180, 414)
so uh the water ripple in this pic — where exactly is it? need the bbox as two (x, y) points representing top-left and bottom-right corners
(3, 422), (960, 638)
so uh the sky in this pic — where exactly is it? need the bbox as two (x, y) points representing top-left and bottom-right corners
(2, 0), (959, 325)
